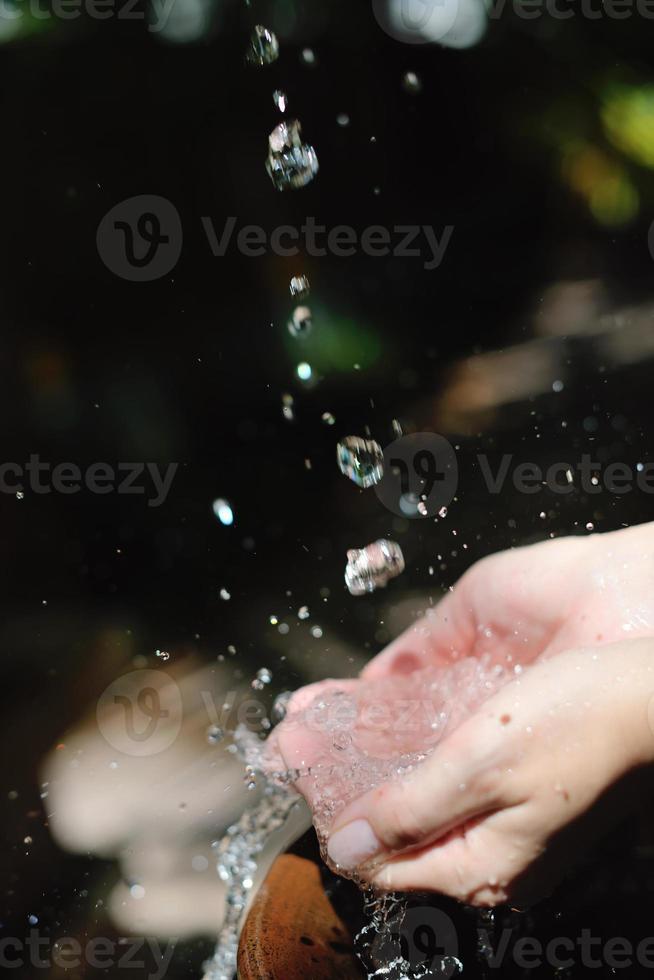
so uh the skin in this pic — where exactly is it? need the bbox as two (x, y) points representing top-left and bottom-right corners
(278, 524), (654, 907)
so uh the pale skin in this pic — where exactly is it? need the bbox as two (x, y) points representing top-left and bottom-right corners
(280, 523), (654, 907)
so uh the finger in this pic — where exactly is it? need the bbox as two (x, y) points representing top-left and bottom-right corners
(326, 717), (510, 872)
(361, 582), (477, 682)
(369, 817), (525, 906)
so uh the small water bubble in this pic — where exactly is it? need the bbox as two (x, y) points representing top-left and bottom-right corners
(28, 915), (38, 926)
(552, 379), (564, 392)
(289, 274), (310, 299)
(219, 588), (231, 601)
(301, 47), (316, 66)
(333, 732), (352, 751)
(272, 89), (287, 112)
(310, 625), (323, 638)
(296, 361), (312, 382)
(213, 498), (234, 525)
(269, 615), (278, 625)
(252, 668), (272, 690)
(336, 112), (350, 127)
(246, 25), (279, 67)
(23, 836), (33, 845)
(272, 691), (292, 724)
(586, 522), (595, 531)
(402, 70), (422, 94)
(345, 539), (405, 596)
(207, 725), (225, 746)
(155, 649), (170, 662)
(337, 436), (384, 489)
(287, 304), (313, 338)
(281, 392), (295, 421)
(322, 412), (336, 426)
(298, 605), (310, 619)
(266, 119), (319, 191)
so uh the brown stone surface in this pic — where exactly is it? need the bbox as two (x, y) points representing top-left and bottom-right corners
(237, 854), (362, 979)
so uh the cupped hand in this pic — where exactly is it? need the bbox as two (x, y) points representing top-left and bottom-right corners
(363, 523), (654, 681)
(326, 639), (654, 905)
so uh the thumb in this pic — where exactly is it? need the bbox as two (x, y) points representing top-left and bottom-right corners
(326, 721), (506, 873)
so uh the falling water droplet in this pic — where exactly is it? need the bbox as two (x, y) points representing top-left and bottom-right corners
(219, 588), (231, 601)
(212, 498), (234, 525)
(296, 361), (312, 382)
(155, 649), (170, 662)
(272, 691), (292, 724)
(345, 540), (405, 596)
(337, 436), (384, 488)
(290, 274), (310, 299)
(207, 725), (225, 745)
(266, 119), (319, 191)
(322, 412), (336, 426)
(300, 47), (316, 66)
(402, 70), (422, 94)
(298, 605), (309, 620)
(287, 304), (313, 338)
(272, 89), (287, 112)
(336, 113), (350, 127)
(246, 25), (279, 67)
(252, 667), (272, 690)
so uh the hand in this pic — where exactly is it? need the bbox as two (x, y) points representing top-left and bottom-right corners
(327, 640), (654, 906)
(362, 523), (654, 681)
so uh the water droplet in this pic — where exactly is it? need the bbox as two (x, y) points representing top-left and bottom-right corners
(272, 89), (287, 112)
(281, 392), (294, 421)
(337, 436), (384, 489)
(345, 539), (405, 596)
(322, 412), (335, 426)
(391, 418), (403, 437)
(552, 379), (564, 392)
(213, 498), (234, 525)
(252, 667), (272, 690)
(336, 113), (350, 127)
(23, 836), (33, 845)
(310, 625), (323, 638)
(220, 588), (231, 601)
(16, 490), (24, 500)
(207, 724), (225, 745)
(266, 119), (319, 191)
(586, 522), (594, 531)
(272, 691), (292, 724)
(417, 500), (428, 516)
(296, 361), (312, 382)
(155, 649), (170, 662)
(298, 605), (309, 619)
(300, 47), (316, 66)
(287, 304), (313, 338)
(289, 274), (310, 299)
(438, 505), (448, 518)
(402, 70), (422, 94)
(333, 732), (352, 751)
(246, 25), (279, 67)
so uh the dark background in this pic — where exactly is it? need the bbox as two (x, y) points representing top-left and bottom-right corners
(2, 0), (654, 975)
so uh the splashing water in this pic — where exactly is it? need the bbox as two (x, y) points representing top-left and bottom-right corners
(266, 119), (319, 191)
(337, 435), (385, 488)
(245, 25), (279, 67)
(201, 780), (300, 980)
(345, 539), (405, 595)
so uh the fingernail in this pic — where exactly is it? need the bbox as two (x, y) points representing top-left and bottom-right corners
(327, 819), (381, 870)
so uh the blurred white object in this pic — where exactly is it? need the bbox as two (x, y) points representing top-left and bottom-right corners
(372, 0), (487, 49)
